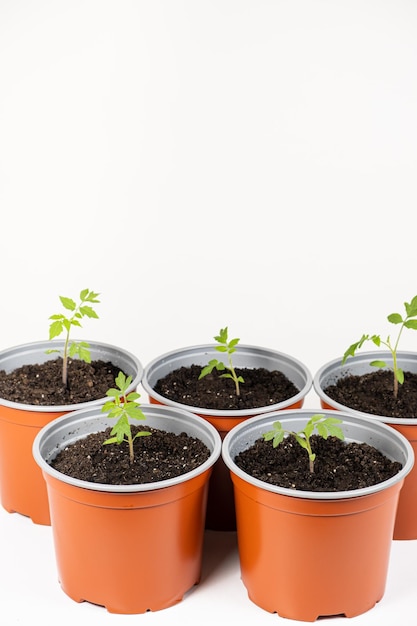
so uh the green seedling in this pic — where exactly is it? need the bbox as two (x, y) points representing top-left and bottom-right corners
(263, 413), (344, 473)
(47, 288), (100, 387)
(199, 327), (244, 396)
(342, 295), (417, 399)
(102, 371), (151, 464)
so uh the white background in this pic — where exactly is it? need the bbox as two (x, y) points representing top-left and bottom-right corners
(1, 1), (417, 624)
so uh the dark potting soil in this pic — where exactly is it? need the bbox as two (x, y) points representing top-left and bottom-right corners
(323, 369), (417, 418)
(234, 433), (402, 492)
(153, 364), (300, 410)
(0, 358), (123, 405)
(50, 426), (211, 485)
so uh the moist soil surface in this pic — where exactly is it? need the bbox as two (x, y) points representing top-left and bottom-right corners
(323, 369), (417, 418)
(0, 358), (123, 406)
(234, 433), (402, 492)
(50, 426), (210, 485)
(153, 365), (300, 410)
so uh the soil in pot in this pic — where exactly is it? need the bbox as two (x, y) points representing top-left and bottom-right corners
(49, 425), (211, 484)
(153, 365), (300, 410)
(324, 370), (417, 419)
(234, 433), (402, 491)
(0, 358), (123, 406)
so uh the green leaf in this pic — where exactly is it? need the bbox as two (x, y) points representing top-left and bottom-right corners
(199, 360), (218, 379)
(78, 344), (91, 363)
(406, 296), (417, 317)
(60, 296), (76, 311)
(49, 320), (63, 339)
(387, 313), (403, 325)
(370, 359), (387, 368)
(404, 319), (417, 330)
(369, 335), (380, 347)
(396, 368), (404, 385)
(84, 290), (100, 303)
(68, 343), (79, 358)
(103, 436), (119, 446)
(273, 431), (285, 447)
(79, 305), (99, 319)
(294, 434), (308, 450)
(126, 391), (140, 402)
(215, 345), (228, 353)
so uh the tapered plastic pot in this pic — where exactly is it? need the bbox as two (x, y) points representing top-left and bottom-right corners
(33, 404), (221, 614)
(222, 409), (413, 622)
(0, 340), (142, 525)
(314, 351), (417, 540)
(142, 344), (312, 531)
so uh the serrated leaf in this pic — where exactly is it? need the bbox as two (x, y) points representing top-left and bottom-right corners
(327, 424), (345, 439)
(80, 305), (99, 319)
(62, 319), (72, 332)
(406, 296), (417, 317)
(60, 296), (76, 311)
(49, 320), (63, 339)
(85, 290), (100, 303)
(228, 338), (240, 349)
(215, 327), (228, 343)
(78, 344), (91, 363)
(49, 314), (65, 321)
(105, 388), (120, 399)
(273, 431), (285, 447)
(199, 361), (217, 379)
(316, 423), (328, 439)
(405, 319), (417, 330)
(102, 399), (116, 413)
(215, 345), (228, 353)
(126, 391), (140, 402)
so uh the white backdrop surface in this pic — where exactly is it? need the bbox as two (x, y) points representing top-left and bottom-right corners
(1, 1), (417, 624)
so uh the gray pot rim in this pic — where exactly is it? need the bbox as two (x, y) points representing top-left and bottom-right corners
(33, 404), (222, 493)
(221, 408), (414, 500)
(313, 351), (417, 425)
(0, 339), (143, 412)
(142, 343), (313, 417)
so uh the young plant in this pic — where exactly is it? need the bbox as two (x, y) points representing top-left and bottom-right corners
(263, 413), (344, 473)
(342, 295), (417, 399)
(102, 371), (151, 464)
(199, 326), (244, 396)
(47, 288), (100, 387)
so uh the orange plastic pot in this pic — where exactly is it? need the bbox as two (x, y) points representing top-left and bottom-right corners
(222, 409), (413, 622)
(0, 340), (142, 525)
(314, 351), (417, 540)
(33, 404), (221, 614)
(142, 344), (313, 531)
